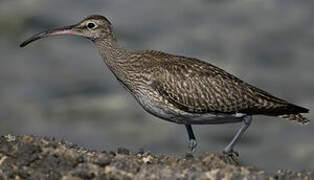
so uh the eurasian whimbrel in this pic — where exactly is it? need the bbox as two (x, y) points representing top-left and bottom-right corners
(20, 15), (309, 157)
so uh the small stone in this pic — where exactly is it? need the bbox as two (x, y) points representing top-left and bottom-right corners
(117, 147), (130, 155)
(142, 155), (153, 164)
(95, 155), (111, 167)
(62, 176), (83, 180)
(185, 153), (194, 159)
(76, 156), (85, 163)
(4, 134), (16, 142)
(109, 151), (116, 156)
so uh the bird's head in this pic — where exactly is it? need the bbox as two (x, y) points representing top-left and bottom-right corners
(20, 15), (114, 47)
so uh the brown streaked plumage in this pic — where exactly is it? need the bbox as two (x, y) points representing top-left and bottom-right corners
(20, 15), (310, 157)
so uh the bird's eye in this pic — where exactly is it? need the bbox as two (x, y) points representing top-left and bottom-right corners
(87, 22), (96, 29)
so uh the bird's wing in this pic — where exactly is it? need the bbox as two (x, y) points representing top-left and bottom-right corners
(147, 52), (293, 115)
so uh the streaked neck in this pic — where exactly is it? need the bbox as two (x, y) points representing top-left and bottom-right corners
(95, 38), (128, 66)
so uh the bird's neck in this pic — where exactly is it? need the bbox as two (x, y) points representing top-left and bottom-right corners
(94, 38), (131, 82)
(95, 38), (128, 66)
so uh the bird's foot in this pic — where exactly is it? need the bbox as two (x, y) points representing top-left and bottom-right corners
(223, 149), (240, 165)
(223, 148), (239, 157)
(187, 139), (197, 153)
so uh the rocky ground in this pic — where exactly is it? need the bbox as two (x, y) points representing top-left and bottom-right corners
(0, 135), (312, 180)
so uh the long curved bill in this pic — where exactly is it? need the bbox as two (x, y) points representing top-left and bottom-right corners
(20, 24), (79, 47)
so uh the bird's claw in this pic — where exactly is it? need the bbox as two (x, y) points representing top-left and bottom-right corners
(188, 139), (197, 153)
(223, 149), (240, 165)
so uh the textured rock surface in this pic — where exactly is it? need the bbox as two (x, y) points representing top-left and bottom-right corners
(0, 135), (312, 180)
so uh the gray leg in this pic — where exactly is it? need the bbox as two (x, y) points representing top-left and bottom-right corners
(185, 124), (197, 152)
(223, 115), (252, 156)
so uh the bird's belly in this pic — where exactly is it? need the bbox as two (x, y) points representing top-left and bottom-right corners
(135, 93), (183, 124)
(134, 92), (243, 125)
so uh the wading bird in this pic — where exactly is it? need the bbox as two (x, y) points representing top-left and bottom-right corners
(20, 15), (309, 158)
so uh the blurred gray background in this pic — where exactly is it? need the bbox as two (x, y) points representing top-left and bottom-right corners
(1, 0), (314, 172)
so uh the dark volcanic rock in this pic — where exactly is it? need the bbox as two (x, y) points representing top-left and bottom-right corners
(0, 135), (312, 180)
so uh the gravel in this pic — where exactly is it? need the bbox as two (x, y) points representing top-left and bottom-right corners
(0, 135), (312, 180)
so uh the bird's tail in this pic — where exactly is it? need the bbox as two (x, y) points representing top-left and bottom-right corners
(279, 114), (310, 125)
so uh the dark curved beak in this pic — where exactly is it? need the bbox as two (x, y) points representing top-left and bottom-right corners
(20, 24), (80, 47)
